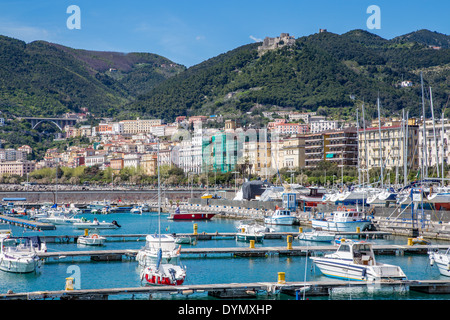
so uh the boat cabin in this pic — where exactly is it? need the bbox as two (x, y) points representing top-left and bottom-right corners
(333, 209), (366, 222)
(273, 209), (292, 217)
(145, 234), (177, 252)
(328, 241), (376, 266)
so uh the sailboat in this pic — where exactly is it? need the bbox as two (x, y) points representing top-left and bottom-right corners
(138, 140), (186, 286)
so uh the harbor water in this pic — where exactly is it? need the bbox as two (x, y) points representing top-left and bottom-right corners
(1, 211), (450, 300)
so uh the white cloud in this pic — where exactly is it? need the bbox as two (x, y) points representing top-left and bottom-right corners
(0, 22), (52, 43)
(195, 35), (205, 41)
(249, 35), (262, 42)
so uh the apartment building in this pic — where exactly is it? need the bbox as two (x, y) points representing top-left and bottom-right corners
(140, 153), (158, 176)
(358, 122), (419, 172)
(304, 133), (324, 169)
(0, 160), (35, 176)
(418, 118), (450, 173)
(120, 118), (163, 134)
(323, 127), (358, 168)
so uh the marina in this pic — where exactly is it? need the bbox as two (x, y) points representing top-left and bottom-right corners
(1, 193), (450, 301)
(2, 279), (450, 300)
(34, 243), (448, 261)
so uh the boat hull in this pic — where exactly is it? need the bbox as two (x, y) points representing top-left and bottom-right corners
(236, 234), (263, 242)
(298, 232), (335, 242)
(264, 216), (296, 226)
(77, 237), (105, 246)
(311, 219), (371, 232)
(311, 257), (406, 281)
(0, 256), (39, 273)
(429, 252), (450, 277)
(168, 213), (215, 220)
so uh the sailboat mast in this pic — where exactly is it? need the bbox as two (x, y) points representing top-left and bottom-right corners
(430, 87), (440, 177)
(362, 102), (369, 183)
(421, 72), (427, 179)
(377, 95), (384, 189)
(157, 139), (161, 246)
(442, 112), (445, 186)
(356, 108), (361, 186)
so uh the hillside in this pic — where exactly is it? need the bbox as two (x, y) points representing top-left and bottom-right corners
(0, 36), (184, 118)
(393, 29), (450, 49)
(128, 29), (450, 122)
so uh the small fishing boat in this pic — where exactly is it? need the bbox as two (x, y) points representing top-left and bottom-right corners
(77, 230), (106, 246)
(236, 224), (264, 242)
(73, 218), (121, 229)
(429, 247), (450, 277)
(298, 230), (335, 242)
(311, 207), (371, 232)
(0, 236), (40, 273)
(264, 208), (297, 226)
(310, 240), (407, 281)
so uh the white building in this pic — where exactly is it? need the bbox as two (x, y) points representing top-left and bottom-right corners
(418, 118), (450, 174)
(177, 129), (204, 174)
(309, 120), (339, 133)
(85, 154), (106, 167)
(123, 153), (141, 169)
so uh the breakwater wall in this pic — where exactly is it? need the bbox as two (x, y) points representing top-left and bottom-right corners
(0, 189), (206, 204)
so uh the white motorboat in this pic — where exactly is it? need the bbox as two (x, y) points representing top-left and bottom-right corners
(130, 206), (143, 214)
(429, 247), (450, 277)
(0, 237), (40, 273)
(311, 207), (371, 232)
(298, 230), (335, 242)
(236, 224), (264, 242)
(73, 219), (121, 229)
(264, 208), (297, 226)
(311, 240), (407, 281)
(77, 232), (106, 246)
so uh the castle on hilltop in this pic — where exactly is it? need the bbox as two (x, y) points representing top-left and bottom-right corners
(258, 33), (296, 53)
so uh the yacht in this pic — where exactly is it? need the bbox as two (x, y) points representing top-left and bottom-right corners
(311, 240), (407, 281)
(429, 247), (450, 277)
(0, 237), (40, 273)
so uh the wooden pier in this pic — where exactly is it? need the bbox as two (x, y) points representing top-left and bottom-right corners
(37, 243), (447, 262)
(37, 230), (391, 244)
(1, 279), (450, 300)
(0, 214), (55, 230)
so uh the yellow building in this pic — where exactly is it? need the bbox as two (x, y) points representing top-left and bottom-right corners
(140, 153), (158, 176)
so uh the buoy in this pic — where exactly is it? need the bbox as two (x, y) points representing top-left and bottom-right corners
(278, 272), (286, 284)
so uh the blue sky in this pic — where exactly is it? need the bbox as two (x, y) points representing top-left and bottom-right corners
(0, 0), (448, 67)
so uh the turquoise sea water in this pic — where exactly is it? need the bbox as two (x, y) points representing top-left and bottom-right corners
(1, 211), (450, 300)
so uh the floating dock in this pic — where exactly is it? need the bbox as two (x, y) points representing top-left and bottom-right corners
(1, 279), (449, 300)
(0, 214), (55, 230)
(37, 243), (446, 262)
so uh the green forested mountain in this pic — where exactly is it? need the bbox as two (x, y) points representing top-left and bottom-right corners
(129, 29), (450, 121)
(0, 29), (449, 123)
(0, 36), (184, 117)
